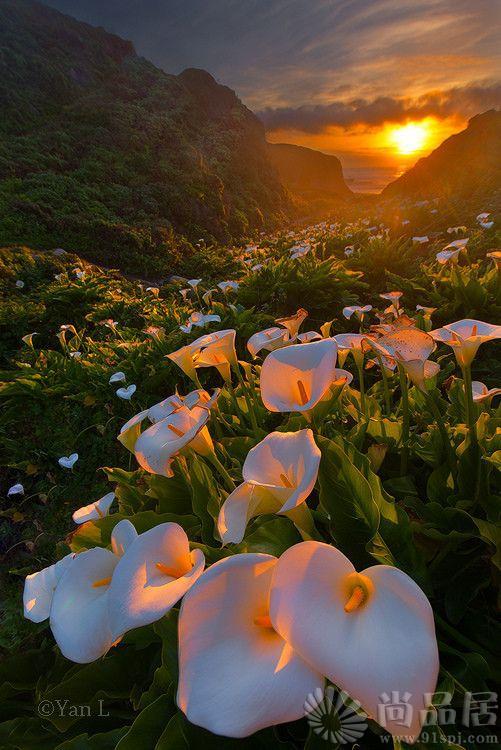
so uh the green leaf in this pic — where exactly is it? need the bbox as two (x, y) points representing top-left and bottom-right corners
(55, 728), (128, 749)
(188, 455), (221, 544)
(115, 695), (174, 750)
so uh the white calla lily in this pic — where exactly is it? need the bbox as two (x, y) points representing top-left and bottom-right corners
(168, 329), (237, 382)
(72, 492), (115, 524)
(133, 391), (218, 477)
(436, 248), (460, 264)
(275, 308), (308, 339)
(108, 522), (204, 639)
(218, 280), (239, 293)
(431, 319), (501, 367)
(218, 429), (320, 543)
(50, 520), (138, 663)
(247, 326), (290, 358)
(180, 311), (221, 334)
(365, 329), (436, 391)
(177, 553), (322, 738)
(343, 305), (372, 321)
(23, 553), (75, 623)
(334, 333), (368, 367)
(269, 541), (439, 742)
(118, 390), (211, 453)
(471, 381), (501, 403)
(260, 339), (338, 413)
(58, 453), (78, 469)
(7, 483), (24, 497)
(116, 384), (136, 400)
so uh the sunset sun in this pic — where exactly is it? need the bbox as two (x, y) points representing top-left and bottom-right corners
(390, 122), (430, 154)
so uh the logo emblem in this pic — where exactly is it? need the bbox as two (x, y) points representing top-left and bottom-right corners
(304, 686), (368, 744)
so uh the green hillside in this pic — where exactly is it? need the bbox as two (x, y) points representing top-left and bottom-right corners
(0, 0), (290, 275)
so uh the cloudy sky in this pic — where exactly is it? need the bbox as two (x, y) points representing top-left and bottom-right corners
(47, 0), (500, 166)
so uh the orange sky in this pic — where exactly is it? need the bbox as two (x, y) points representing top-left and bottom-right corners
(266, 115), (467, 168)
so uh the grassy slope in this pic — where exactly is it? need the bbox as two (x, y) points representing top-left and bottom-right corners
(0, 0), (290, 276)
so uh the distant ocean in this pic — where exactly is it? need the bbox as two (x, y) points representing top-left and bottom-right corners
(344, 166), (406, 194)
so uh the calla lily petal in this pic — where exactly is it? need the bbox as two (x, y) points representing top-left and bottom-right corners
(111, 519), (138, 557)
(217, 482), (282, 544)
(177, 553), (322, 738)
(72, 492), (115, 524)
(260, 339), (338, 412)
(134, 403), (212, 477)
(108, 522), (204, 639)
(431, 319), (501, 367)
(23, 553), (75, 623)
(269, 541), (439, 742)
(471, 381), (501, 403)
(247, 327), (289, 358)
(50, 547), (118, 663)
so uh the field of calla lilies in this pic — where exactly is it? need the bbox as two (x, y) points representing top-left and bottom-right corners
(0, 203), (500, 749)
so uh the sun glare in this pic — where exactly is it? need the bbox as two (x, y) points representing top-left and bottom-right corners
(390, 122), (430, 155)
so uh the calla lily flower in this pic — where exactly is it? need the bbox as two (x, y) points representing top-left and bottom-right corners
(7, 483), (24, 497)
(217, 429), (321, 544)
(365, 329), (436, 391)
(109, 371), (126, 384)
(133, 390), (218, 477)
(247, 327), (289, 358)
(334, 333), (368, 367)
(143, 325), (165, 340)
(416, 305), (436, 318)
(15, 279), (25, 288)
(58, 453), (78, 469)
(218, 280), (239, 293)
(116, 384), (136, 400)
(188, 278), (202, 288)
(177, 553), (322, 738)
(23, 553), (75, 623)
(431, 319), (501, 367)
(471, 381), (501, 403)
(167, 329), (237, 382)
(343, 305), (372, 321)
(180, 312), (221, 334)
(447, 238), (469, 249)
(108, 522), (204, 639)
(379, 291), (403, 315)
(290, 243), (311, 259)
(260, 339), (338, 413)
(297, 331), (322, 344)
(72, 492), (115, 524)
(118, 390), (210, 452)
(269, 541), (439, 742)
(436, 248), (460, 264)
(50, 520), (138, 663)
(21, 332), (38, 347)
(275, 308), (308, 339)
(412, 236), (429, 244)
(487, 250), (501, 269)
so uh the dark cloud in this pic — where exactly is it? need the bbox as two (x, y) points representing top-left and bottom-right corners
(259, 84), (501, 132)
(44, 1), (500, 110)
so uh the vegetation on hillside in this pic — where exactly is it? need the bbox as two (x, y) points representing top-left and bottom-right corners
(0, 198), (499, 748)
(0, 0), (290, 277)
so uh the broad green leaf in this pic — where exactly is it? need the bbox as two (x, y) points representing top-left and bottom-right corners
(115, 695), (174, 750)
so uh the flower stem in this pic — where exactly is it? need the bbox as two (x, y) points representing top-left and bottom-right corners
(425, 391), (456, 488)
(376, 353), (392, 414)
(398, 367), (410, 475)
(233, 363), (260, 436)
(356, 362), (366, 417)
(205, 452), (235, 493)
(461, 365), (477, 443)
